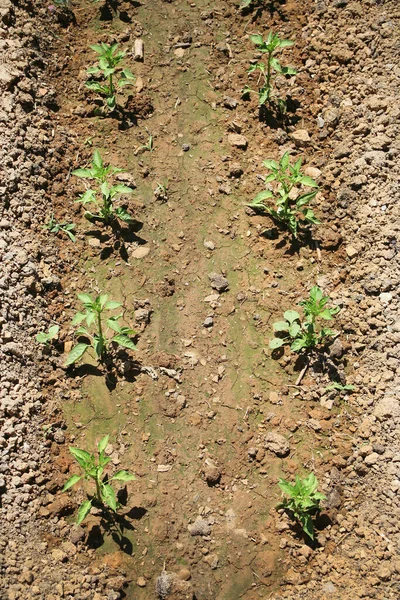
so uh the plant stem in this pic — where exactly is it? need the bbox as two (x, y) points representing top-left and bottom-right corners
(95, 473), (102, 504)
(266, 50), (272, 102)
(97, 309), (106, 361)
(108, 73), (114, 100)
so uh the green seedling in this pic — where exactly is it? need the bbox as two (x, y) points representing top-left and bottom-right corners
(36, 325), (60, 347)
(270, 286), (340, 352)
(73, 150), (134, 225)
(43, 214), (76, 242)
(63, 435), (136, 524)
(325, 382), (355, 393)
(154, 181), (168, 201)
(86, 43), (135, 111)
(139, 134), (153, 153)
(249, 152), (319, 238)
(243, 32), (296, 113)
(66, 293), (137, 366)
(278, 473), (326, 540)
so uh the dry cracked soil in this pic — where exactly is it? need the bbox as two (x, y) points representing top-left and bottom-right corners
(0, 0), (399, 599)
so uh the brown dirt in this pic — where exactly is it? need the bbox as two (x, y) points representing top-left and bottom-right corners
(1, 0), (399, 599)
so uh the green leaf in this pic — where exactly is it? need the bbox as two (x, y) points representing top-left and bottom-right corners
(77, 293), (93, 305)
(319, 309), (334, 320)
(280, 152), (290, 169)
(48, 325), (59, 338)
(269, 337), (285, 349)
(77, 189), (97, 205)
(72, 168), (93, 179)
(112, 334), (137, 351)
(92, 150), (103, 170)
(94, 337), (105, 358)
(85, 81), (106, 93)
(278, 479), (296, 496)
(98, 435), (109, 454)
(259, 87), (270, 105)
(104, 300), (121, 310)
(270, 57), (282, 73)
(273, 321), (289, 332)
(282, 66), (297, 75)
(112, 184), (134, 194)
(249, 34), (264, 46)
(300, 513), (314, 540)
(299, 175), (318, 187)
(278, 39), (295, 48)
(290, 338), (307, 352)
(121, 68), (135, 80)
(66, 343), (89, 366)
(111, 470), (136, 482)
(107, 95), (116, 110)
(288, 322), (301, 338)
(90, 44), (105, 54)
(115, 207), (134, 222)
(62, 474), (82, 492)
(296, 191), (317, 207)
(77, 499), (92, 525)
(101, 483), (117, 512)
(107, 318), (122, 333)
(69, 447), (92, 467)
(264, 173), (276, 184)
(263, 159), (279, 170)
(283, 310), (300, 324)
(36, 332), (49, 344)
(71, 312), (86, 326)
(118, 78), (134, 88)
(249, 190), (273, 208)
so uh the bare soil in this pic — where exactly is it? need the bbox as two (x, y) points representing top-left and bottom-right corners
(1, 0), (399, 599)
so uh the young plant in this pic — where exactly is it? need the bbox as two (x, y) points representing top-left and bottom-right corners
(43, 214), (76, 242)
(36, 325), (60, 347)
(270, 286), (340, 352)
(66, 293), (137, 366)
(86, 43), (135, 111)
(154, 181), (168, 202)
(325, 382), (355, 393)
(242, 32), (296, 113)
(73, 150), (134, 225)
(249, 152), (319, 238)
(63, 435), (136, 524)
(278, 472), (326, 540)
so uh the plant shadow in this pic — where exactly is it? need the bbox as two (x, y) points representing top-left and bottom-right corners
(284, 509), (332, 548)
(259, 97), (301, 129)
(99, 0), (133, 23)
(241, 0), (288, 22)
(84, 218), (147, 263)
(87, 501), (148, 556)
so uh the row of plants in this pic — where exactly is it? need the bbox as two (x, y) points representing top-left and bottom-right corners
(37, 18), (340, 542)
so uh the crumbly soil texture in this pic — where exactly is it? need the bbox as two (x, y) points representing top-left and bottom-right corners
(1, 0), (399, 598)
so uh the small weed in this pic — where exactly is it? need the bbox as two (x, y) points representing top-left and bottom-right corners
(270, 286), (340, 352)
(154, 181), (168, 201)
(243, 32), (296, 114)
(73, 150), (134, 226)
(86, 43), (135, 111)
(66, 293), (137, 366)
(278, 472), (326, 540)
(63, 435), (136, 524)
(325, 382), (355, 393)
(142, 134), (153, 152)
(36, 325), (60, 347)
(249, 152), (319, 238)
(43, 214), (76, 242)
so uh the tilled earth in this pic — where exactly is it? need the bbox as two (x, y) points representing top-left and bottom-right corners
(0, 0), (399, 599)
